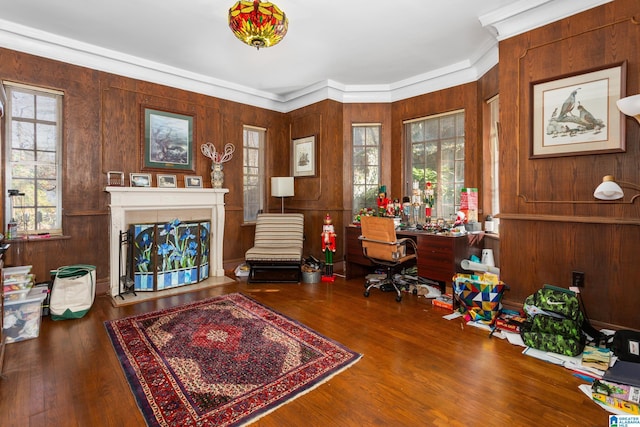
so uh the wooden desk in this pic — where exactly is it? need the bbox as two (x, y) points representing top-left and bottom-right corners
(344, 225), (482, 285)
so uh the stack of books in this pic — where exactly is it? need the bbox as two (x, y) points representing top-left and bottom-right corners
(591, 360), (640, 415)
(494, 310), (526, 334)
(582, 345), (612, 371)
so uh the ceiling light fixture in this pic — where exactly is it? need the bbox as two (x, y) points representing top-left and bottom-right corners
(228, 1), (288, 50)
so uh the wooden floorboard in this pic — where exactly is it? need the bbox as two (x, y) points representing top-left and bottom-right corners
(0, 277), (608, 426)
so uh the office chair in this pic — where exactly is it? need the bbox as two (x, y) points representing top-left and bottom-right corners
(359, 216), (417, 302)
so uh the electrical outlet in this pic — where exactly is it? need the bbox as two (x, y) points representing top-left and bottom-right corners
(572, 271), (585, 288)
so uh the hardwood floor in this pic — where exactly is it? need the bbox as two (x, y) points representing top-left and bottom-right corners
(0, 276), (608, 426)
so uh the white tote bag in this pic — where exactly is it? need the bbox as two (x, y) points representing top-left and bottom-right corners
(50, 265), (96, 320)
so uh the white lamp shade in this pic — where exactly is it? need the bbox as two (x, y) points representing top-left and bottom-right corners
(271, 177), (294, 197)
(617, 94), (640, 123)
(594, 176), (624, 200)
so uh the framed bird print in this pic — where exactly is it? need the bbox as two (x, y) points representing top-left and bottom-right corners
(531, 62), (626, 158)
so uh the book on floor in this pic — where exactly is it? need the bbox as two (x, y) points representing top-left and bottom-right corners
(582, 345), (611, 371)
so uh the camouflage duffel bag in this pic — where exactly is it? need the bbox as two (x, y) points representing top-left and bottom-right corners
(523, 285), (584, 324)
(520, 322), (586, 357)
(530, 313), (582, 341)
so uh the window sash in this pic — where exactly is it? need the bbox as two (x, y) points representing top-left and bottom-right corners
(405, 111), (465, 220)
(243, 126), (265, 222)
(352, 124), (381, 214)
(4, 82), (63, 235)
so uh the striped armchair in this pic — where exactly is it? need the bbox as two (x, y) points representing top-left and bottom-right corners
(245, 213), (305, 283)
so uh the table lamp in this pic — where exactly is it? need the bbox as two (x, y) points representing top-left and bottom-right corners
(271, 177), (294, 213)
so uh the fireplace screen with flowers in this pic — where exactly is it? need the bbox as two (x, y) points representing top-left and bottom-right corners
(129, 219), (211, 291)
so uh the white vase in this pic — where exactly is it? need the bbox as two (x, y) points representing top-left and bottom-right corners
(211, 163), (224, 188)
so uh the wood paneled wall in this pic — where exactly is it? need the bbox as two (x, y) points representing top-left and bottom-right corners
(0, 0), (637, 328)
(497, 0), (640, 328)
(0, 54), (287, 289)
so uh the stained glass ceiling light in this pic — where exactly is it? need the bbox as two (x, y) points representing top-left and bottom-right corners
(229, 1), (288, 49)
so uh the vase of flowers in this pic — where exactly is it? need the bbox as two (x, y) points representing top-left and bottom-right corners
(200, 142), (235, 188)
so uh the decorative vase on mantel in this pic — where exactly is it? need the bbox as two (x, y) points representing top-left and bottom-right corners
(201, 142), (235, 189)
(211, 163), (224, 189)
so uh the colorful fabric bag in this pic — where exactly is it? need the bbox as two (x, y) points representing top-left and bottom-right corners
(452, 273), (507, 324)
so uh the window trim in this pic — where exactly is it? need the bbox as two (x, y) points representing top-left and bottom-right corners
(3, 81), (64, 236)
(242, 125), (266, 224)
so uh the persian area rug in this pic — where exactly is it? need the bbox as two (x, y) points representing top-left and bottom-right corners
(105, 293), (361, 426)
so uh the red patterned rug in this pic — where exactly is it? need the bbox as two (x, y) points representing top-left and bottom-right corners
(105, 293), (361, 426)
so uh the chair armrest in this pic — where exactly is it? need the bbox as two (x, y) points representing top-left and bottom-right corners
(358, 236), (399, 245)
(397, 237), (417, 253)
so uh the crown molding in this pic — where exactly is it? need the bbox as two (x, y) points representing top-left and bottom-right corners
(0, 1), (609, 113)
(479, 0), (613, 41)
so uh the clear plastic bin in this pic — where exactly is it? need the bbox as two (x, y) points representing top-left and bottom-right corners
(4, 287), (47, 343)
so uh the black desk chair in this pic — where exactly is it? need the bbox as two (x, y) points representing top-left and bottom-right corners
(359, 216), (417, 302)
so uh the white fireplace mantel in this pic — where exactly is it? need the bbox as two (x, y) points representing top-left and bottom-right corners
(105, 186), (229, 297)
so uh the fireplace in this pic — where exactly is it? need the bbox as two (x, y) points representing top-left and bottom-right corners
(105, 187), (228, 297)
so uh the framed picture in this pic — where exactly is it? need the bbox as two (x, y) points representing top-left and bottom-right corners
(157, 174), (177, 188)
(130, 173), (151, 187)
(107, 171), (124, 187)
(142, 107), (195, 171)
(531, 62), (626, 158)
(185, 175), (203, 188)
(291, 135), (317, 177)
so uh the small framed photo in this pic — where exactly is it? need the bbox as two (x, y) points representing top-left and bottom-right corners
(185, 176), (203, 188)
(130, 173), (151, 187)
(107, 171), (124, 187)
(157, 174), (177, 188)
(292, 135), (317, 177)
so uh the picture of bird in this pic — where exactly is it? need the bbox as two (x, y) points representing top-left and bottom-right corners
(545, 86), (605, 137)
(557, 88), (580, 120)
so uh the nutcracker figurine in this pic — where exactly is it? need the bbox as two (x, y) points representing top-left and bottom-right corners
(376, 185), (391, 216)
(424, 181), (435, 222)
(321, 213), (336, 282)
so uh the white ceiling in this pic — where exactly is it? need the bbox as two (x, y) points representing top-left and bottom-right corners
(0, 0), (611, 112)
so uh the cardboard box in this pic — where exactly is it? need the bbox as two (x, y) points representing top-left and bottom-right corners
(593, 379), (640, 404)
(4, 287), (47, 343)
(460, 188), (478, 223)
(592, 392), (640, 415)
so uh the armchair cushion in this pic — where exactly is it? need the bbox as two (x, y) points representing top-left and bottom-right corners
(245, 213), (304, 262)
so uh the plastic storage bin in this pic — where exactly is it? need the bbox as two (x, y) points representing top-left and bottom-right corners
(4, 287), (47, 343)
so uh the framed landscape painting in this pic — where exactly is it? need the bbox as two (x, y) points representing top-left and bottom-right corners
(142, 107), (195, 171)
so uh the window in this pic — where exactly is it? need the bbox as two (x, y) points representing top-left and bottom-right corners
(4, 82), (63, 235)
(352, 124), (381, 214)
(243, 126), (265, 222)
(404, 110), (465, 220)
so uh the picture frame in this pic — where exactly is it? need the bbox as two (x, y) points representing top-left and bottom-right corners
(107, 171), (124, 187)
(291, 135), (317, 177)
(157, 174), (177, 188)
(531, 62), (626, 158)
(130, 173), (151, 187)
(142, 107), (195, 171)
(185, 175), (203, 188)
